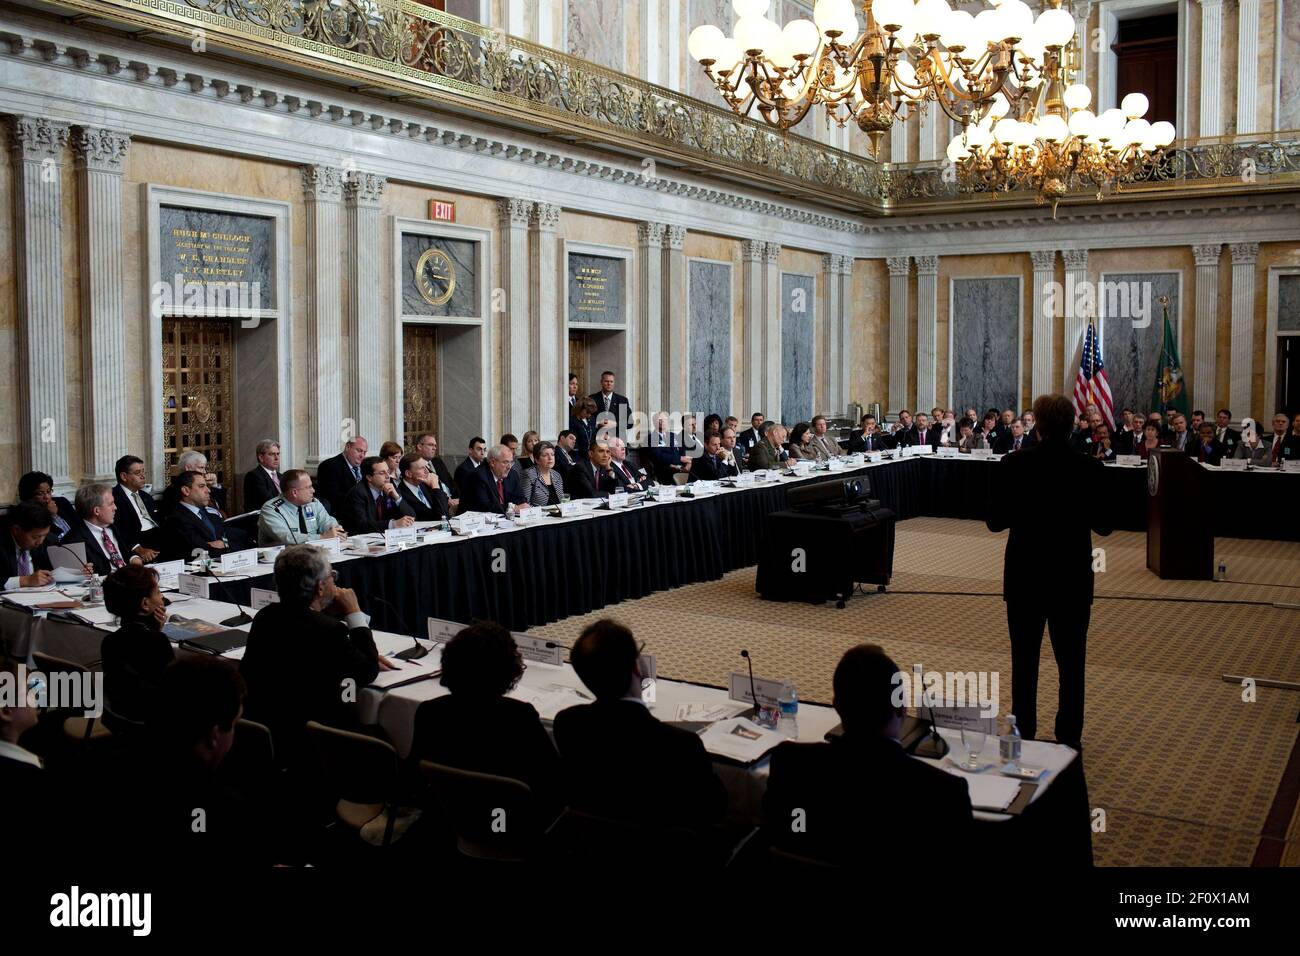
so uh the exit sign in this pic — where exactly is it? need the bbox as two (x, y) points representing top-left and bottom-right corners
(429, 200), (456, 222)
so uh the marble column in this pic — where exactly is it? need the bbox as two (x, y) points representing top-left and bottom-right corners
(72, 125), (131, 483)
(837, 257), (854, 415)
(345, 171), (386, 443)
(1072, 2), (1093, 87)
(763, 242), (783, 421)
(742, 239), (766, 415)
(1192, 244), (1222, 414)
(664, 225), (688, 414)
(637, 222), (665, 417)
(887, 255), (911, 416)
(889, 125), (908, 164)
(302, 165), (345, 468)
(821, 254), (843, 414)
(1229, 242), (1259, 419)
(530, 202), (563, 437)
(915, 254), (939, 410)
(497, 197), (533, 437)
(1236, 0), (1259, 135)
(1198, 0), (1224, 137)
(1062, 249), (1090, 390)
(1030, 249), (1057, 399)
(10, 116), (72, 494)
(919, 106), (940, 162)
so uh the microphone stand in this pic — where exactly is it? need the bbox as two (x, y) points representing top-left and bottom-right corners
(740, 649), (774, 728)
(368, 594), (429, 661)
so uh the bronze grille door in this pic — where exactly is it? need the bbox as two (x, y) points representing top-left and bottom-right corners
(568, 331), (588, 397)
(403, 324), (440, 449)
(162, 318), (235, 492)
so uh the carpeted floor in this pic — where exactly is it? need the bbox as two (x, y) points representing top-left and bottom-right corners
(532, 517), (1300, 867)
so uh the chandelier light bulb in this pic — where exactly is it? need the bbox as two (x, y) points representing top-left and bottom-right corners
(733, 0), (771, 17)
(1063, 83), (1091, 110)
(893, 59), (918, 90)
(1149, 120), (1176, 146)
(1038, 113), (1068, 142)
(1121, 92), (1150, 118)
(713, 36), (743, 71)
(1125, 117), (1151, 145)
(1035, 7), (1076, 47)
(870, 0), (910, 33)
(940, 8), (976, 49)
(915, 0), (952, 37)
(782, 18), (822, 59)
(734, 14), (782, 54)
(688, 24), (726, 62)
(999, 0), (1035, 41)
(819, 0), (858, 31)
(1068, 108), (1096, 136)
(947, 136), (972, 162)
(973, 9), (1002, 49)
(988, 91), (1011, 119)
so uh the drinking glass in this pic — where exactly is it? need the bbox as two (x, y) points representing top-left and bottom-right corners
(961, 726), (986, 771)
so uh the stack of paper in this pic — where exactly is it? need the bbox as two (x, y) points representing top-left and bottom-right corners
(699, 717), (785, 763)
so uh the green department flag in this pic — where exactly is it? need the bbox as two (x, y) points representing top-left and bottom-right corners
(1150, 302), (1189, 416)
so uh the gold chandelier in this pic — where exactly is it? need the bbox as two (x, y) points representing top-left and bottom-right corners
(688, 0), (1175, 206)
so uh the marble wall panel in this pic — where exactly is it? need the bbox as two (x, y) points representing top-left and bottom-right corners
(568, 252), (626, 325)
(1100, 272), (1181, 414)
(781, 272), (815, 425)
(688, 259), (732, 418)
(1279, 0), (1300, 130)
(687, 0), (732, 101)
(1279, 273), (1300, 332)
(401, 233), (479, 318)
(157, 205), (274, 309)
(950, 277), (1020, 414)
(567, 0), (626, 71)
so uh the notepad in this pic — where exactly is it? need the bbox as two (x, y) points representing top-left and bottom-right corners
(944, 767), (1022, 811)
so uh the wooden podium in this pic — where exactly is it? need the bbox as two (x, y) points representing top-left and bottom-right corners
(1146, 448), (1213, 579)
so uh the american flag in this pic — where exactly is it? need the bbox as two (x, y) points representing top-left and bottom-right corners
(1073, 321), (1115, 429)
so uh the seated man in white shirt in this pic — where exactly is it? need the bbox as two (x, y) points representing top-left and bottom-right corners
(606, 436), (650, 491)
(67, 484), (152, 575)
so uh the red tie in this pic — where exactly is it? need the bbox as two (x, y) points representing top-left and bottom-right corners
(270, 471), (280, 492)
(1273, 438), (1282, 464)
(101, 529), (125, 569)
(496, 478), (504, 504)
(376, 495), (385, 520)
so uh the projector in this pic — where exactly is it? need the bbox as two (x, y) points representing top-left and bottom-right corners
(786, 476), (871, 511)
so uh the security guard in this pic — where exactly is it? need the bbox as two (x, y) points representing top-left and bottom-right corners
(256, 468), (346, 546)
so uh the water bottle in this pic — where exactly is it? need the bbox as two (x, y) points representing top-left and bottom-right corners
(999, 713), (1022, 769)
(777, 680), (799, 739)
(1215, 557), (1227, 582)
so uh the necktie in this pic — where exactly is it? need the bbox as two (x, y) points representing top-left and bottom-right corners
(16, 549), (32, 576)
(496, 478), (504, 505)
(351, 464), (360, 481)
(101, 529), (125, 569)
(375, 493), (385, 520)
(270, 471), (280, 492)
(298, 507), (308, 534)
(416, 486), (429, 507)
(1014, 438), (1021, 451)
(1273, 438), (1281, 463)
(134, 491), (154, 527)
(197, 508), (216, 539)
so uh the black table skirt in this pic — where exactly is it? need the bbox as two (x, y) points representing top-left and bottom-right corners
(211, 457), (1297, 633)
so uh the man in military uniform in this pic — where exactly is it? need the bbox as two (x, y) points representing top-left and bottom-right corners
(257, 469), (347, 546)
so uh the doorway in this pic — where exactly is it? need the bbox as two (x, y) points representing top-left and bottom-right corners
(161, 317), (235, 496)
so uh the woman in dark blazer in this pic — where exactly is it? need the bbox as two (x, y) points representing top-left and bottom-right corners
(409, 622), (560, 814)
(523, 442), (566, 507)
(99, 564), (174, 732)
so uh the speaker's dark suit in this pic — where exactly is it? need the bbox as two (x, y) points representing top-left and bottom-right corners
(429, 457), (458, 499)
(239, 602), (379, 768)
(452, 459), (483, 501)
(847, 429), (893, 452)
(111, 484), (164, 555)
(1186, 438), (1227, 466)
(0, 518), (53, 584)
(992, 431), (1036, 455)
(242, 467), (282, 513)
(565, 461), (619, 499)
(553, 700), (727, 829)
(689, 452), (736, 481)
(398, 481), (449, 522)
(465, 466), (527, 515)
(62, 522), (130, 575)
(588, 390), (631, 432)
(986, 438), (1113, 746)
(762, 734), (973, 863)
(569, 414), (597, 456)
(164, 503), (229, 560)
(314, 453), (362, 515)
(339, 482), (416, 535)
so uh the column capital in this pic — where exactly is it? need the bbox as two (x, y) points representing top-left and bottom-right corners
(886, 255), (911, 277)
(1192, 243), (1223, 266)
(741, 239), (765, 262)
(1029, 249), (1057, 271)
(637, 221), (665, 247)
(301, 164), (344, 202)
(823, 253), (853, 275)
(763, 241), (781, 263)
(1229, 241), (1259, 265)
(914, 254), (939, 276)
(1063, 248), (1089, 270)
(8, 115), (70, 161)
(496, 197), (532, 228)
(1194, 0), (1223, 7)
(665, 225), (687, 250)
(530, 201), (561, 231)
(70, 125), (130, 173)
(343, 170), (385, 205)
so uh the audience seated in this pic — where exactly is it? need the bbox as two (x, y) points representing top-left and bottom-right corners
(0, 501), (55, 589)
(746, 422), (789, 470)
(566, 443), (620, 499)
(848, 414), (891, 452)
(99, 564), (174, 731)
(993, 418), (1034, 455)
(158, 450), (227, 517)
(242, 439), (283, 513)
(553, 619), (726, 829)
(339, 456), (416, 535)
(257, 470), (345, 546)
(1214, 409), (1242, 457)
(736, 413), (765, 460)
(689, 431), (737, 481)
(164, 471), (230, 559)
(606, 436), (651, 491)
(523, 441), (567, 506)
(111, 455), (163, 559)
(17, 471), (76, 546)
(397, 452), (450, 521)
(65, 483), (148, 574)
(553, 431), (581, 480)
(412, 433), (459, 506)
(314, 437), (369, 514)
(956, 417), (984, 452)
(806, 416), (841, 460)
(465, 443), (528, 515)
(0, 655), (48, 851)
(409, 622), (559, 807)
(239, 545), (381, 766)
(1187, 422), (1226, 465)
(452, 436), (488, 496)
(786, 422), (814, 460)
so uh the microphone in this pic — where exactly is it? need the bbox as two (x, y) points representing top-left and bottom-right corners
(367, 594), (428, 661)
(903, 666), (950, 759)
(48, 543), (94, 579)
(220, 600), (253, 627)
(740, 649), (770, 725)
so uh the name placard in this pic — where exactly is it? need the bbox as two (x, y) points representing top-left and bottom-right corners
(935, 446), (959, 458)
(970, 448), (996, 460)
(905, 444), (933, 457)
(150, 559), (185, 589)
(220, 548), (259, 574)
(1115, 454), (1142, 467)
(728, 671), (785, 709)
(512, 632), (565, 666)
(557, 500), (584, 518)
(735, 472), (757, 486)
(422, 529), (453, 544)
(177, 573), (211, 598)
(606, 491), (629, 509)
(865, 452), (884, 463)
(426, 617), (462, 643)
(826, 458), (845, 471)
(451, 512), (485, 531)
(249, 587), (279, 611)
(930, 706), (996, 735)
(688, 480), (716, 496)
(308, 536), (342, 553)
(384, 526), (420, 549)
(1281, 460), (1300, 474)
(1217, 458), (1247, 471)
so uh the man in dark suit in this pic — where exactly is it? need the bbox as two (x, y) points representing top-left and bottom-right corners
(239, 545), (383, 768)
(847, 414), (892, 452)
(242, 439), (283, 513)
(1187, 422), (1227, 465)
(397, 453), (450, 521)
(689, 432), (737, 481)
(554, 431), (581, 481)
(314, 436), (369, 514)
(0, 502), (55, 589)
(465, 444), (528, 515)
(607, 437), (651, 491)
(164, 471), (230, 560)
(588, 370), (631, 435)
(554, 619), (726, 829)
(339, 457), (417, 534)
(736, 413), (766, 460)
(1214, 409), (1242, 458)
(566, 444), (620, 499)
(65, 483), (147, 575)
(452, 437), (487, 499)
(1167, 412), (1193, 452)
(570, 398), (598, 456)
(992, 418), (1035, 455)
(762, 644), (973, 863)
(986, 394), (1113, 749)
(111, 456), (163, 560)
(412, 433), (458, 503)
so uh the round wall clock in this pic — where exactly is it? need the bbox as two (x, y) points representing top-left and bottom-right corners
(415, 247), (456, 307)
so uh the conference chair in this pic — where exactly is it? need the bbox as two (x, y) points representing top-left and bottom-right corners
(542, 807), (712, 865)
(304, 721), (410, 848)
(32, 652), (110, 745)
(418, 760), (545, 862)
